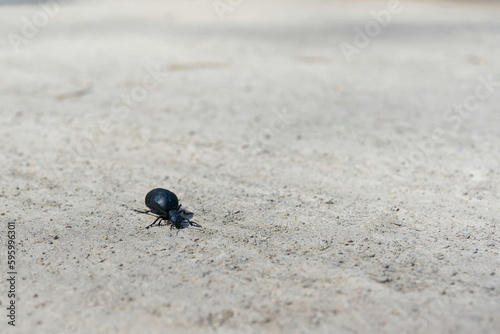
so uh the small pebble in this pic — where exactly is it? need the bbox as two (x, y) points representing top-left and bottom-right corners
(375, 277), (392, 283)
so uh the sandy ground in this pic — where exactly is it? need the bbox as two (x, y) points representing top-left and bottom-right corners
(0, 0), (499, 333)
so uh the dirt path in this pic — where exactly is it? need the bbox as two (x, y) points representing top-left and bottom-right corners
(0, 1), (499, 333)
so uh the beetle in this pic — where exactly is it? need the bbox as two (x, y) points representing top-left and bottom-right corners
(134, 188), (202, 230)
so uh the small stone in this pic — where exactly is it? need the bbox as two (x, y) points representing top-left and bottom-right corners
(375, 277), (392, 283)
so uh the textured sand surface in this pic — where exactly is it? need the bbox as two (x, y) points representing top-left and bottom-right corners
(0, 0), (499, 333)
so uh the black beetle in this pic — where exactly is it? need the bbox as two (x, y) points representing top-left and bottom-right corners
(134, 188), (201, 230)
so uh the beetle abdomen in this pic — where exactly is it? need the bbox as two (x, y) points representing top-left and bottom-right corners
(145, 188), (179, 214)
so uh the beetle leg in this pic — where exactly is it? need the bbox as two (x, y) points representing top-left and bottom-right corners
(134, 209), (151, 214)
(146, 217), (161, 229)
(186, 219), (202, 228)
(191, 222), (202, 228)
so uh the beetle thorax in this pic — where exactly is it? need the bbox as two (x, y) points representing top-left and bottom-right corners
(169, 210), (183, 224)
